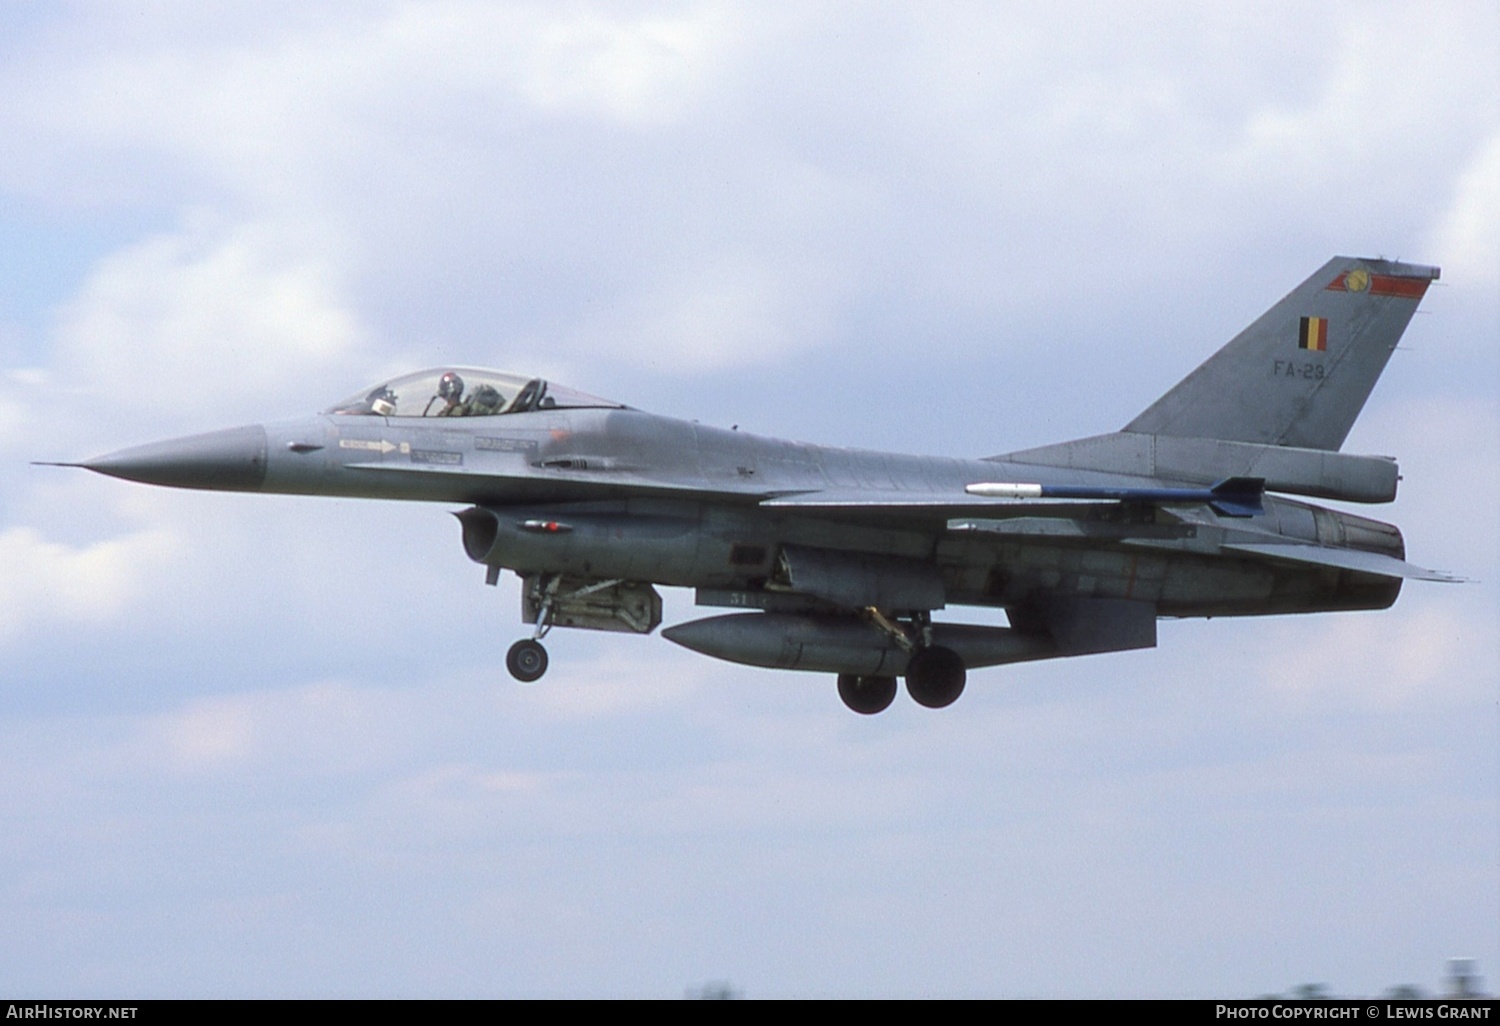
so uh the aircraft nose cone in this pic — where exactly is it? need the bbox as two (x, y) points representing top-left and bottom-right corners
(82, 425), (269, 491)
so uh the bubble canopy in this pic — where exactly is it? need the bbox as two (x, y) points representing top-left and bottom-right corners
(327, 368), (625, 418)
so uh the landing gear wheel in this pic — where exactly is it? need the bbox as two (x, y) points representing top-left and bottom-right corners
(506, 639), (549, 683)
(905, 646), (966, 709)
(837, 673), (898, 715)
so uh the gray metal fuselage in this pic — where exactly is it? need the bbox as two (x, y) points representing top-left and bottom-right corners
(66, 257), (1452, 705)
(229, 405), (1400, 621)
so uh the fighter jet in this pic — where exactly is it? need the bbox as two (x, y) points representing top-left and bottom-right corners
(53, 257), (1459, 714)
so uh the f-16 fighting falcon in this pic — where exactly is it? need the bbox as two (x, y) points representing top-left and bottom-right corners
(52, 257), (1459, 714)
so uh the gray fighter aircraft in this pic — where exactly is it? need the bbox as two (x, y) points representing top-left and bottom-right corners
(54, 256), (1459, 713)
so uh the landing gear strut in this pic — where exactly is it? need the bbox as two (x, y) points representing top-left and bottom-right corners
(839, 609), (969, 712)
(837, 674), (898, 715)
(506, 638), (548, 682)
(506, 575), (562, 683)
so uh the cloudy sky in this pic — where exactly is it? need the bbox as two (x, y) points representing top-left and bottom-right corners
(1, 1), (1496, 998)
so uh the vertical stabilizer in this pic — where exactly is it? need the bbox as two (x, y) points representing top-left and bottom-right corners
(1125, 257), (1438, 450)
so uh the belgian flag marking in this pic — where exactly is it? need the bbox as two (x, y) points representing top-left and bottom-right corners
(1299, 316), (1328, 352)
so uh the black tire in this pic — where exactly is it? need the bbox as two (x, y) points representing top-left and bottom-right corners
(506, 639), (549, 682)
(837, 673), (898, 715)
(905, 646), (966, 709)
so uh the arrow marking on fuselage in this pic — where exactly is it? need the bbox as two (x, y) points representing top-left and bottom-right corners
(339, 438), (397, 454)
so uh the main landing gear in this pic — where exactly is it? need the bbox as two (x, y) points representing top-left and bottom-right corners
(904, 645), (966, 709)
(836, 608), (968, 714)
(837, 674), (898, 715)
(833, 646), (967, 714)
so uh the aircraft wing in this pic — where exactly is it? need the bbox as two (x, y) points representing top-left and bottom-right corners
(1219, 542), (1464, 582)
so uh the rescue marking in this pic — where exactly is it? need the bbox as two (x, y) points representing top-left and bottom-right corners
(476, 436), (538, 453)
(338, 438), (397, 454)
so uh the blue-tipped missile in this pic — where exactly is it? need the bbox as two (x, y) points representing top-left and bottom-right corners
(964, 476), (1265, 517)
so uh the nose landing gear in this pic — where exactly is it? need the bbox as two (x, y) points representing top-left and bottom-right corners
(506, 573), (561, 683)
(506, 638), (549, 683)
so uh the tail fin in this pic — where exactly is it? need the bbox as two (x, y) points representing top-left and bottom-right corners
(1125, 257), (1439, 450)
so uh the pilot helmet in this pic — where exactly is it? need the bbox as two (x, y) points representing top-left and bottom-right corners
(438, 372), (465, 402)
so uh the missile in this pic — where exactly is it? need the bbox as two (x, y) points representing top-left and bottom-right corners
(964, 476), (1265, 517)
(661, 612), (1056, 676)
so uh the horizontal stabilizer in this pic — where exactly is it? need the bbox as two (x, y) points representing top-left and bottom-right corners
(993, 432), (1400, 504)
(1223, 543), (1464, 582)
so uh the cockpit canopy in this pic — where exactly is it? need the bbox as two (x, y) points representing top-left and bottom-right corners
(327, 368), (625, 419)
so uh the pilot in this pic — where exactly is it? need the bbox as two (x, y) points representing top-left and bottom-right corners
(428, 371), (465, 416)
(464, 383), (506, 416)
(444, 382), (507, 417)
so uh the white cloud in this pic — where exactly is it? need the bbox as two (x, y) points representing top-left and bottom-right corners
(0, 3), (743, 201)
(594, 252), (853, 372)
(516, 648), (706, 719)
(51, 219), (362, 422)
(1257, 602), (1482, 714)
(0, 1), (1495, 998)
(493, 4), (738, 125)
(1354, 395), (1500, 572)
(160, 693), (260, 769)
(6, 3), (1493, 385)
(0, 524), (178, 641)
(0, 387), (29, 440)
(1426, 131), (1500, 290)
(146, 677), (424, 774)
